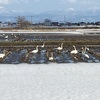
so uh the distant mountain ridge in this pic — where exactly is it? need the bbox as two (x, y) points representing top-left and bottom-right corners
(0, 9), (100, 22)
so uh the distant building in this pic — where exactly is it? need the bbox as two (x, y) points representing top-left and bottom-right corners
(1, 22), (8, 28)
(95, 22), (100, 25)
(11, 23), (17, 28)
(0, 21), (2, 27)
(79, 22), (86, 26)
(52, 22), (59, 26)
(44, 19), (52, 26)
(59, 23), (64, 26)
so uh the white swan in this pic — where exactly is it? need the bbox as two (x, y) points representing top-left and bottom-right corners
(81, 46), (89, 58)
(30, 46), (39, 54)
(49, 52), (54, 61)
(5, 35), (8, 39)
(41, 42), (45, 48)
(0, 52), (5, 58)
(55, 43), (63, 50)
(70, 45), (78, 54)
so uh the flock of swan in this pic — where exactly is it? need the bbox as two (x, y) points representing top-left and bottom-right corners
(0, 42), (99, 63)
(29, 42), (90, 60)
(0, 42), (89, 57)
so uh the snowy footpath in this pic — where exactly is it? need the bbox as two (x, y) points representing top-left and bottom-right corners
(0, 63), (100, 100)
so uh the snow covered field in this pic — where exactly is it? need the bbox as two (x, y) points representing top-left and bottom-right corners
(0, 63), (100, 100)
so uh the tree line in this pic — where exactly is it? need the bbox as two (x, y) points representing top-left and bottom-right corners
(1, 16), (100, 29)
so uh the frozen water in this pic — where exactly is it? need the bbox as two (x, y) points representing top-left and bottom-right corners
(0, 63), (100, 100)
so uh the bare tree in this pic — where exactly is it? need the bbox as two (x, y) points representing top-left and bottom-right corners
(16, 16), (30, 29)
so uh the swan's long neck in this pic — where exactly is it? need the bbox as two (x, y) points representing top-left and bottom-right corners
(36, 46), (38, 50)
(49, 52), (54, 60)
(61, 43), (63, 48)
(82, 47), (86, 54)
(82, 49), (85, 54)
(3, 50), (6, 55)
(73, 45), (76, 50)
(43, 43), (45, 47)
(85, 46), (89, 51)
(84, 47), (87, 53)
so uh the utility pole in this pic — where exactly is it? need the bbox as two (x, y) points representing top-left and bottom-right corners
(30, 16), (33, 25)
(64, 16), (66, 25)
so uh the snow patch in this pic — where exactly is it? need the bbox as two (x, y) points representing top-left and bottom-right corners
(0, 63), (100, 100)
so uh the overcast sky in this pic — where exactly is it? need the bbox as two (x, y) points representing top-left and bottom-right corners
(0, 0), (100, 14)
